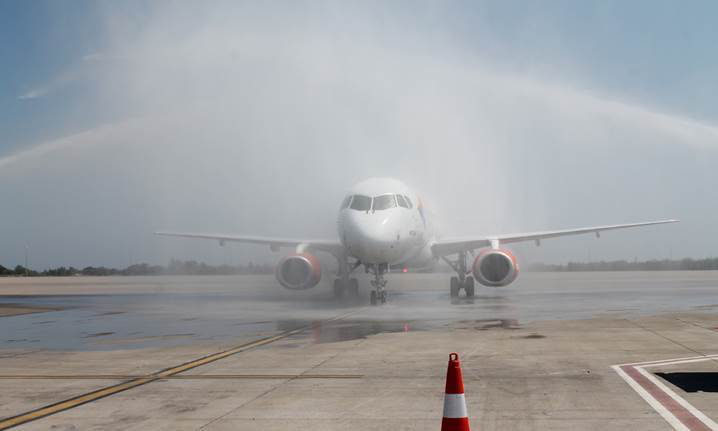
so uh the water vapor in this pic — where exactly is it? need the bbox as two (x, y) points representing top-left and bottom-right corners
(1, 2), (715, 268)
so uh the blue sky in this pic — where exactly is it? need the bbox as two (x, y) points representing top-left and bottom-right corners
(458, 1), (718, 120)
(2, 1), (97, 152)
(1, 1), (717, 268)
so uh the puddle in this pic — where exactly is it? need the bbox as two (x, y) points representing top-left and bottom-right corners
(0, 303), (59, 317)
(452, 319), (521, 330)
(277, 319), (430, 344)
(692, 304), (718, 310)
(0, 293), (281, 351)
(274, 318), (525, 344)
(234, 320), (272, 326)
(83, 331), (115, 338)
(92, 333), (196, 346)
(475, 319), (520, 330)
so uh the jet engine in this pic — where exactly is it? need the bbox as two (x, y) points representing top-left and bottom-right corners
(276, 253), (321, 290)
(472, 249), (519, 287)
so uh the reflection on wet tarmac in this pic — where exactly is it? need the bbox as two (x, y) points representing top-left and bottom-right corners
(83, 331), (115, 338)
(277, 320), (428, 344)
(1, 272), (717, 351)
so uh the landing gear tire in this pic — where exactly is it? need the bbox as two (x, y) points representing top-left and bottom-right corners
(450, 276), (460, 298)
(349, 278), (359, 297)
(370, 289), (386, 305)
(464, 276), (475, 298)
(333, 279), (345, 298)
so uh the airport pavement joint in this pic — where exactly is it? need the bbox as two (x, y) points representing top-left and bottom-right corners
(0, 309), (362, 430)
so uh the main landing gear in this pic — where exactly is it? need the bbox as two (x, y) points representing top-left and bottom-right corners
(333, 257), (361, 299)
(368, 263), (388, 306)
(442, 251), (475, 299)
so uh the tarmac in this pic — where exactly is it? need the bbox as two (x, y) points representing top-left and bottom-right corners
(1, 271), (717, 430)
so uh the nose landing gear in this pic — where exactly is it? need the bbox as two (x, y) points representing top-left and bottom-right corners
(443, 251), (475, 299)
(369, 289), (386, 305)
(333, 257), (389, 305)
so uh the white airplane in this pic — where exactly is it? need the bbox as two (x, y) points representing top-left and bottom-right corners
(157, 177), (678, 305)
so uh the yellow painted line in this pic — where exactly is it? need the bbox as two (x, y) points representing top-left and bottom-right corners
(0, 378), (154, 430)
(168, 374), (364, 379)
(0, 309), (360, 430)
(0, 374), (363, 380)
(0, 375), (128, 380)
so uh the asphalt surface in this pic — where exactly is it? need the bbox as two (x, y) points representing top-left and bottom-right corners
(1, 272), (717, 430)
(1, 272), (717, 351)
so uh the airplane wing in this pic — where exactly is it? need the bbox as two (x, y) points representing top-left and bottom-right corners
(431, 219), (679, 257)
(155, 232), (344, 256)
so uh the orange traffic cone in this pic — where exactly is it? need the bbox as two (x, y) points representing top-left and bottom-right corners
(441, 352), (471, 431)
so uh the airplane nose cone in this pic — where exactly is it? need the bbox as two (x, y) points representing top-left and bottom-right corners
(365, 230), (398, 251)
(342, 212), (403, 263)
(356, 215), (397, 242)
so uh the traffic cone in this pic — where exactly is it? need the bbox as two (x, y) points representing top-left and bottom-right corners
(441, 352), (471, 431)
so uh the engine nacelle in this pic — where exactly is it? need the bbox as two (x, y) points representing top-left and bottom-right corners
(276, 253), (321, 290)
(472, 248), (519, 287)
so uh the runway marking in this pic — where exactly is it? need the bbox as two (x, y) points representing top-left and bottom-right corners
(0, 310), (360, 430)
(0, 374), (363, 380)
(612, 354), (718, 431)
(615, 354), (718, 368)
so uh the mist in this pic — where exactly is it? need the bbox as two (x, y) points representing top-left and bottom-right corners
(2, 1), (716, 269)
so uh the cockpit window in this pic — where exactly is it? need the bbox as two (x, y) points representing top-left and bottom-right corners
(403, 195), (413, 208)
(340, 195), (352, 209)
(372, 194), (397, 211)
(349, 195), (372, 211)
(396, 194), (409, 208)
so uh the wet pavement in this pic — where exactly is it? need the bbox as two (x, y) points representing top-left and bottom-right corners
(1, 272), (718, 430)
(1, 272), (717, 351)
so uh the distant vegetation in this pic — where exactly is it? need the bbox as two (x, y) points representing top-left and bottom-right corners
(0, 259), (274, 277)
(3, 258), (718, 277)
(529, 258), (718, 272)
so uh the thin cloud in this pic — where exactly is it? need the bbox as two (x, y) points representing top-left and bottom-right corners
(17, 86), (51, 100)
(16, 52), (108, 100)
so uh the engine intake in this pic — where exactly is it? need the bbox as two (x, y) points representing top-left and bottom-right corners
(472, 248), (519, 287)
(276, 253), (321, 290)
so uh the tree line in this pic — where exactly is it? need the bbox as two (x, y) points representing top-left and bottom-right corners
(529, 257), (718, 272)
(4, 257), (718, 277)
(0, 259), (274, 277)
